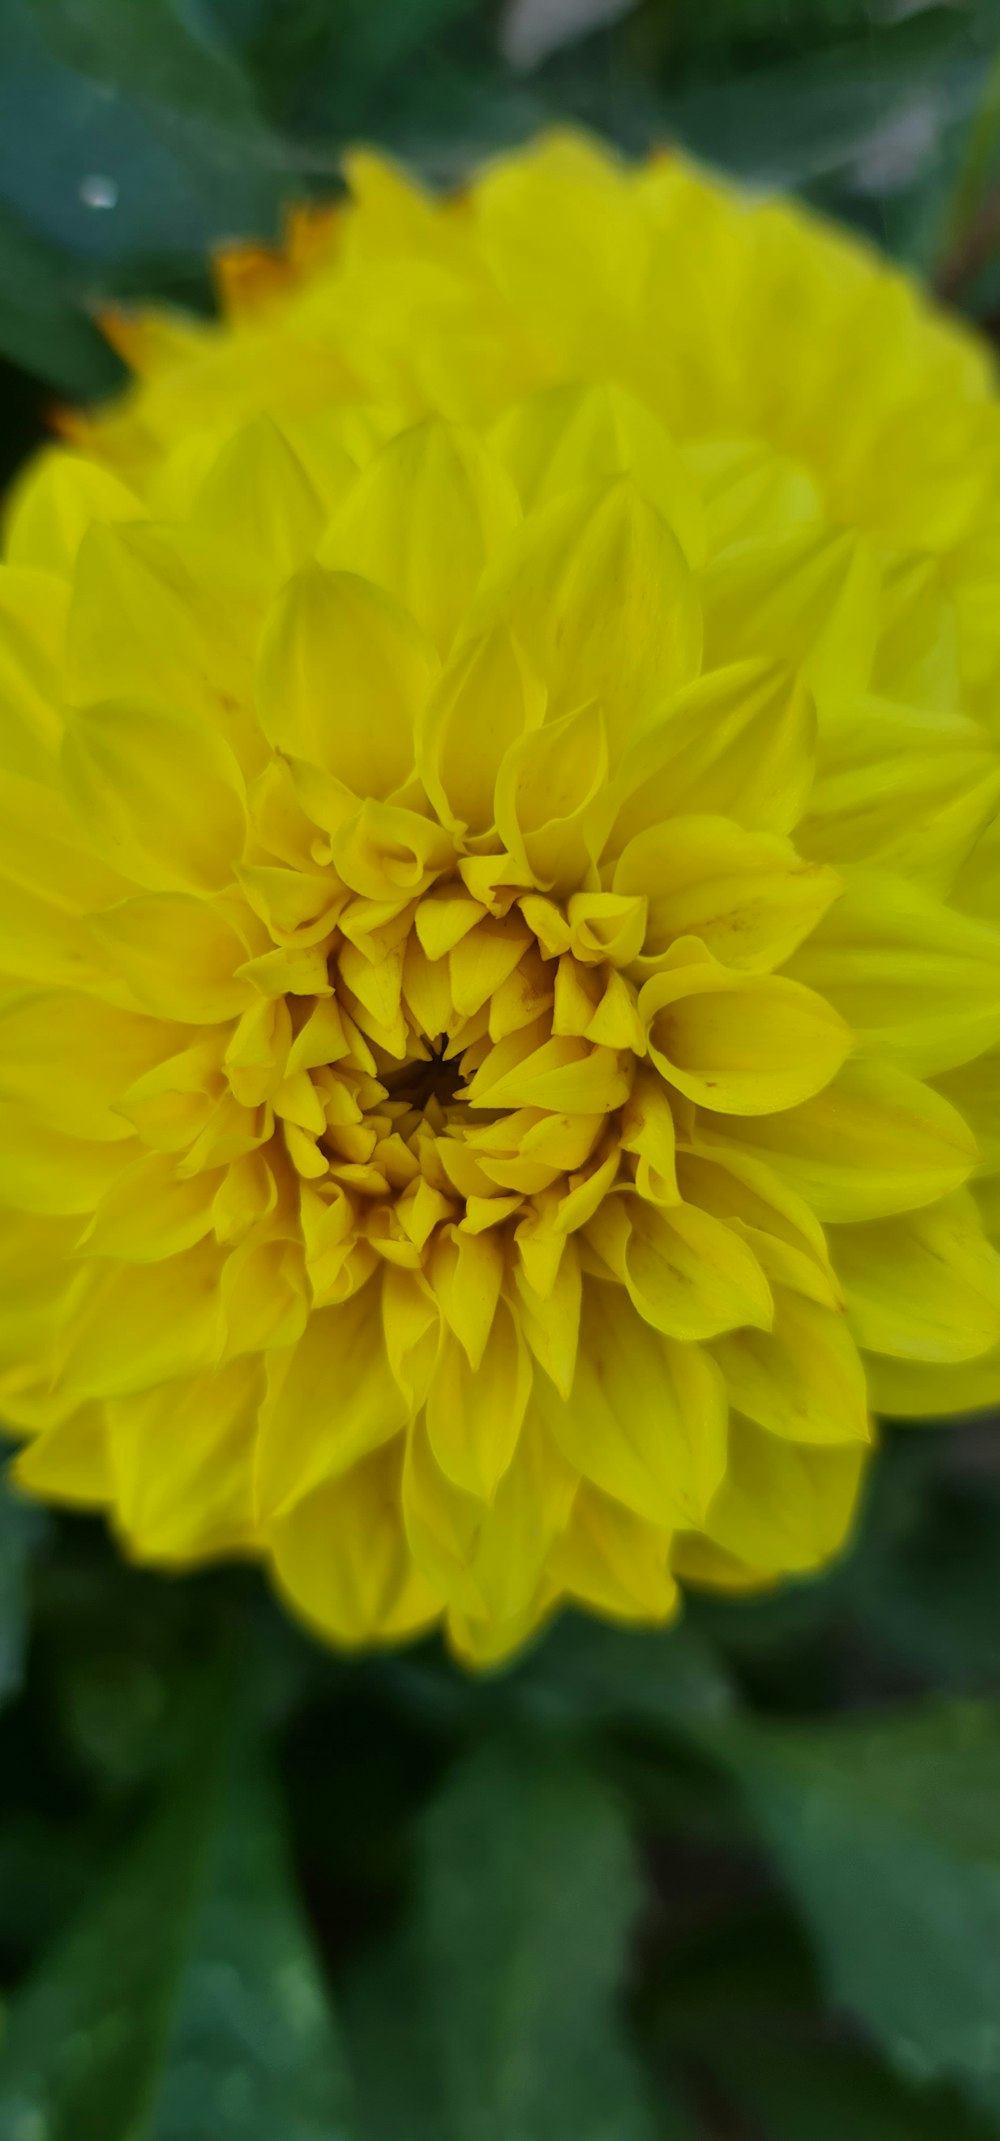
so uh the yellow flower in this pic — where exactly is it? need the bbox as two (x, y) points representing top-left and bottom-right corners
(3, 134), (1000, 1665)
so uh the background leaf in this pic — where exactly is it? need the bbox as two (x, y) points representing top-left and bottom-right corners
(383, 1732), (657, 2141)
(0, 1464), (45, 1715)
(723, 1701), (1000, 2119)
(0, 1650), (356, 2141)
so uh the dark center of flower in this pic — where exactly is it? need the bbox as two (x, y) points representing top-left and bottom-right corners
(384, 1037), (467, 1115)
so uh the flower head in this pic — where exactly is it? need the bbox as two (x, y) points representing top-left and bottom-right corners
(3, 136), (1000, 1663)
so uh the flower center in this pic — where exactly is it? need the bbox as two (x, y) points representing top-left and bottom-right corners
(383, 1038), (467, 1115)
(261, 882), (651, 1303)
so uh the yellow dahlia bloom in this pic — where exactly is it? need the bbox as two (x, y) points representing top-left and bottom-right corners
(3, 135), (1000, 1665)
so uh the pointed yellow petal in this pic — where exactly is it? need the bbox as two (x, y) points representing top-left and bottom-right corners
(785, 867), (1000, 1078)
(425, 1304), (532, 1500)
(91, 894), (256, 1022)
(5, 449), (141, 578)
(703, 1057), (980, 1222)
(699, 1413), (868, 1574)
(832, 1192), (1000, 1364)
(256, 563), (433, 806)
(492, 379), (704, 564)
(616, 814), (841, 974)
(711, 1290), (870, 1445)
(544, 1280), (728, 1528)
(602, 661), (816, 861)
(107, 1358), (262, 1561)
(255, 1284), (408, 1518)
(269, 1439), (437, 1646)
(62, 698), (246, 894)
(319, 418), (521, 653)
(471, 477), (701, 752)
(642, 951), (852, 1114)
(549, 1482), (678, 1624)
(703, 527), (879, 697)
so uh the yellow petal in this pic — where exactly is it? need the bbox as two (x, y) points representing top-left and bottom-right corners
(13, 1405), (112, 1507)
(602, 661), (816, 861)
(0, 990), (177, 1142)
(492, 379), (704, 565)
(711, 1289), (870, 1445)
(704, 1057), (980, 1222)
(676, 1145), (841, 1309)
(82, 1151), (219, 1262)
(91, 894), (257, 1022)
(269, 1438), (437, 1646)
(831, 1192), (1000, 1364)
(0, 1101), (132, 1214)
(467, 1034), (631, 1115)
(418, 623), (545, 836)
(470, 476), (701, 752)
(513, 1238), (582, 1398)
(494, 698), (608, 894)
(544, 1280), (728, 1528)
(800, 695), (1000, 898)
(57, 1242), (224, 1401)
(68, 523), (257, 768)
(863, 1345), (1000, 1420)
(403, 1405), (574, 1626)
(425, 1302), (532, 1500)
(785, 867), (1000, 1078)
(427, 1225), (504, 1370)
(641, 948), (852, 1114)
(107, 1358), (262, 1561)
(549, 1482), (678, 1624)
(62, 698), (246, 893)
(319, 418), (521, 653)
(615, 814), (841, 974)
(699, 1412), (868, 1574)
(255, 1282), (408, 1518)
(702, 526), (880, 698)
(0, 567), (68, 783)
(4, 449), (141, 578)
(256, 563), (433, 806)
(192, 414), (323, 592)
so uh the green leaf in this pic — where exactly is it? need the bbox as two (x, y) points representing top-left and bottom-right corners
(706, 2040), (991, 2141)
(248, 0), (482, 135)
(343, 1930), (451, 2141)
(657, 9), (984, 193)
(513, 1613), (734, 1732)
(28, 0), (269, 134)
(0, 1461), (46, 1712)
(0, 203), (122, 394)
(721, 1701), (1000, 2119)
(0, 0), (283, 283)
(412, 1733), (656, 2141)
(849, 1434), (1000, 1694)
(0, 1672), (356, 2141)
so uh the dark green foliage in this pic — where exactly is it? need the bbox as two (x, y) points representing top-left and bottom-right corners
(2, 1423), (1000, 2137)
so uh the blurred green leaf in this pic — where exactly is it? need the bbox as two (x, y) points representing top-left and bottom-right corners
(0, 1669), (356, 2141)
(373, 1613), (733, 1742)
(28, 0), (269, 131)
(657, 8), (983, 194)
(0, 0), (283, 275)
(706, 2039), (991, 2141)
(721, 1701), (1000, 2119)
(511, 1612), (734, 1731)
(248, 0), (483, 136)
(343, 1929), (451, 2141)
(849, 1435), (1000, 1693)
(0, 1464), (46, 1714)
(0, 203), (121, 393)
(411, 1733), (656, 2141)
